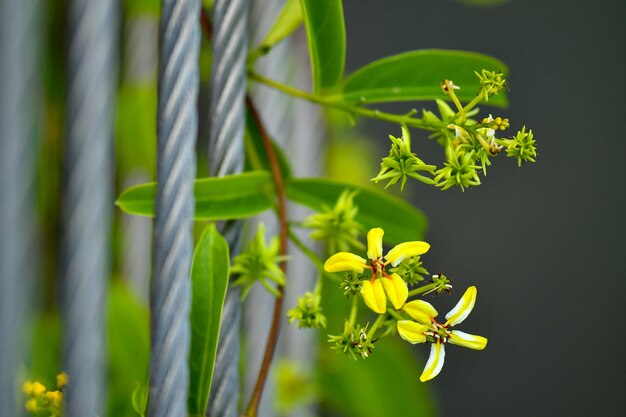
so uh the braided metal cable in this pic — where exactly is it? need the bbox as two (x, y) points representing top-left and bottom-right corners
(206, 0), (249, 415)
(0, 0), (41, 414)
(148, 0), (200, 416)
(61, 0), (117, 416)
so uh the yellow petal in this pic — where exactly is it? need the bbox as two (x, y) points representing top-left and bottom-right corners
(384, 241), (430, 267)
(444, 286), (477, 327)
(403, 300), (438, 324)
(324, 252), (367, 273)
(367, 228), (384, 260)
(361, 279), (386, 314)
(420, 342), (446, 382)
(449, 330), (488, 350)
(397, 320), (429, 344)
(382, 273), (408, 309)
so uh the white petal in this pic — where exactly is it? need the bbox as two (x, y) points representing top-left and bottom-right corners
(445, 286), (476, 327)
(420, 343), (445, 382)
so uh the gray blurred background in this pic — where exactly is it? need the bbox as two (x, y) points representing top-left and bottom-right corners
(342, 0), (626, 416)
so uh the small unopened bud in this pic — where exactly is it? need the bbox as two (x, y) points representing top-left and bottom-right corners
(287, 292), (327, 329)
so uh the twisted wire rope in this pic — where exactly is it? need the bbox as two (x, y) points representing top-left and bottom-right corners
(148, 0), (200, 416)
(62, 0), (117, 416)
(0, 0), (41, 415)
(206, 0), (249, 415)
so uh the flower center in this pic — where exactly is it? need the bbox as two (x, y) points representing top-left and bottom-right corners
(425, 321), (451, 343)
(370, 257), (391, 282)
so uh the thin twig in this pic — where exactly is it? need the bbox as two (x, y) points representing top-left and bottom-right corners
(241, 96), (288, 417)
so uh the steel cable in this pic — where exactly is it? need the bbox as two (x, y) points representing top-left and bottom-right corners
(148, 0), (200, 416)
(61, 0), (118, 416)
(0, 0), (41, 415)
(206, 0), (249, 415)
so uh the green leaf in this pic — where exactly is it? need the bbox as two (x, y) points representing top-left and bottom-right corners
(131, 383), (149, 417)
(115, 171), (275, 220)
(108, 281), (150, 417)
(338, 50), (509, 107)
(244, 110), (292, 178)
(188, 224), (230, 417)
(318, 339), (436, 417)
(300, 0), (346, 93)
(256, 0), (303, 55)
(285, 178), (428, 244)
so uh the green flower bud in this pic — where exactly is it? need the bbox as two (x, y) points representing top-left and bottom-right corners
(339, 272), (363, 297)
(474, 69), (507, 101)
(434, 146), (481, 191)
(371, 126), (437, 190)
(328, 322), (376, 360)
(231, 223), (287, 299)
(303, 189), (364, 254)
(497, 126), (537, 166)
(389, 256), (429, 286)
(287, 292), (327, 329)
(429, 273), (453, 294)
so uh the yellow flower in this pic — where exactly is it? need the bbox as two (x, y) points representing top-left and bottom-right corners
(25, 398), (38, 412)
(22, 381), (34, 396)
(397, 286), (487, 382)
(324, 228), (430, 314)
(30, 381), (46, 396)
(45, 390), (63, 409)
(56, 372), (68, 389)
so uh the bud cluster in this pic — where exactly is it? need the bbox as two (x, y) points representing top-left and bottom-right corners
(371, 126), (437, 190)
(372, 70), (537, 191)
(231, 223), (287, 299)
(328, 322), (376, 360)
(303, 189), (364, 254)
(287, 291), (327, 329)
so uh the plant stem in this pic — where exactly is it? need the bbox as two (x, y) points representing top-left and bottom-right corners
(248, 71), (435, 129)
(462, 90), (486, 115)
(447, 88), (466, 122)
(242, 97), (288, 417)
(348, 296), (358, 328)
(387, 308), (405, 321)
(408, 282), (438, 297)
(366, 314), (387, 340)
(287, 229), (339, 282)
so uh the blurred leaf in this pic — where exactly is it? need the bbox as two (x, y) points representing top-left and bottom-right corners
(188, 224), (230, 417)
(29, 313), (61, 386)
(318, 338), (436, 417)
(244, 110), (292, 178)
(108, 281), (150, 417)
(256, 0), (303, 55)
(115, 172), (275, 220)
(285, 178), (428, 244)
(338, 50), (509, 107)
(116, 85), (157, 175)
(131, 383), (149, 417)
(300, 0), (346, 93)
(122, 0), (159, 19)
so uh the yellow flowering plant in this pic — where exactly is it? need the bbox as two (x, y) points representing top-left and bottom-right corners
(318, 226), (486, 381)
(23, 372), (67, 416)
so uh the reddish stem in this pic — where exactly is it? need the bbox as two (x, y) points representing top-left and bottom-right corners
(241, 97), (288, 417)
